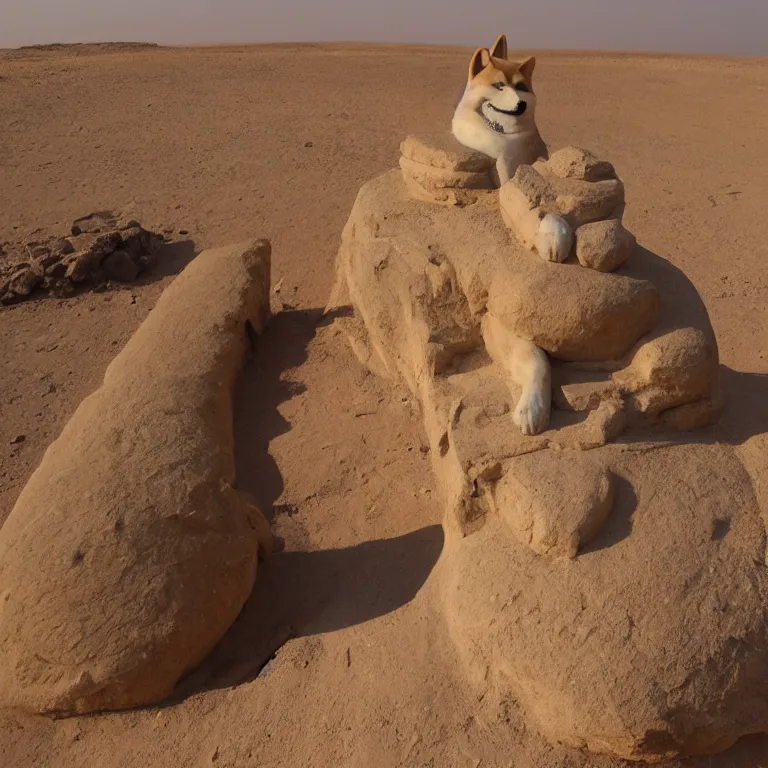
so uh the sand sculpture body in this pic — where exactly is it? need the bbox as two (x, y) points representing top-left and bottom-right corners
(328, 126), (768, 760)
(0, 240), (279, 715)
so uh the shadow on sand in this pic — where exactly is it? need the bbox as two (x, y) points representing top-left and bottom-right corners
(171, 306), (443, 700)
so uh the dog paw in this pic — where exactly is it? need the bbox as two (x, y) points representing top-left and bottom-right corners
(514, 389), (550, 436)
(535, 213), (573, 264)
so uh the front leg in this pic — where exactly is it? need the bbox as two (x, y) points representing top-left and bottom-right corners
(495, 154), (513, 186)
(482, 313), (552, 435)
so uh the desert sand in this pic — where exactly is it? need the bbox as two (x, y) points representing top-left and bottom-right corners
(1, 42), (768, 767)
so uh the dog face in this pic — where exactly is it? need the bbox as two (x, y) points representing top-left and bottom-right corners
(463, 35), (537, 135)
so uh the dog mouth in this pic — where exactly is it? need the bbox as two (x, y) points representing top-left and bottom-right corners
(480, 99), (529, 135)
(487, 101), (527, 117)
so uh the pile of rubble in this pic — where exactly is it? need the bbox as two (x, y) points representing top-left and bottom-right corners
(0, 212), (164, 305)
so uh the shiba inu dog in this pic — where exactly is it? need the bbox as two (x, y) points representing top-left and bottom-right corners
(452, 35), (572, 266)
(452, 35), (545, 185)
(453, 36), (568, 435)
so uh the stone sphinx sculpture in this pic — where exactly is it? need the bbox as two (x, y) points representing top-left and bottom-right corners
(329, 39), (768, 762)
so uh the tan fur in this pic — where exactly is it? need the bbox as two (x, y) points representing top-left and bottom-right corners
(490, 33), (508, 60)
(466, 49), (536, 94)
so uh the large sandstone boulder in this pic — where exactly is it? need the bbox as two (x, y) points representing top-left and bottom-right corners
(328, 167), (720, 525)
(0, 240), (278, 715)
(443, 441), (768, 759)
(327, 163), (768, 760)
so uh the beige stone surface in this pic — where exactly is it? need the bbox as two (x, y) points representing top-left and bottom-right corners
(401, 172), (489, 206)
(547, 146), (617, 181)
(0, 240), (277, 715)
(400, 132), (496, 173)
(494, 451), (615, 558)
(486, 262), (659, 361)
(443, 442), (768, 761)
(399, 156), (494, 190)
(614, 327), (720, 417)
(398, 143), (495, 205)
(504, 162), (626, 229)
(576, 218), (636, 272)
(499, 149), (636, 274)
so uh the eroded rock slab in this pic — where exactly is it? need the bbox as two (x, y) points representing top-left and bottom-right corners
(0, 240), (278, 715)
(399, 132), (496, 205)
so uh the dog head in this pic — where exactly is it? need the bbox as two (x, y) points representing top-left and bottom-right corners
(462, 35), (537, 135)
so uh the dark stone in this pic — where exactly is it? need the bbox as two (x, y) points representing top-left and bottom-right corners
(120, 226), (152, 258)
(102, 250), (139, 282)
(46, 278), (75, 298)
(34, 252), (62, 272)
(65, 233), (121, 282)
(52, 238), (75, 257)
(45, 260), (68, 278)
(6, 266), (42, 297)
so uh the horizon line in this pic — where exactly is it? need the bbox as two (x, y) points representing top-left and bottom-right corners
(4, 39), (768, 63)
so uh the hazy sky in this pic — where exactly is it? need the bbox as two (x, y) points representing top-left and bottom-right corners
(2, 0), (767, 55)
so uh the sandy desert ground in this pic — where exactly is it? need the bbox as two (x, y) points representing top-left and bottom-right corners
(1, 42), (768, 767)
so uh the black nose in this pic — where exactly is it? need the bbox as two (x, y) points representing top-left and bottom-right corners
(512, 101), (527, 116)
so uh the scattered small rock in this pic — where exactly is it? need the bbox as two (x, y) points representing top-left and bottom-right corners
(34, 251), (62, 272)
(10, 435), (25, 445)
(1, 212), (166, 305)
(2, 266), (42, 301)
(26, 244), (50, 260)
(45, 261), (68, 279)
(304, 141), (313, 148)
(103, 250), (140, 282)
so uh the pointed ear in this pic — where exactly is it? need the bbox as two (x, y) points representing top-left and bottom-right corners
(519, 56), (536, 80)
(491, 34), (508, 60)
(468, 47), (490, 80)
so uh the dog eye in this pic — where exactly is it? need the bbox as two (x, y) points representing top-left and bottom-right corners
(492, 82), (505, 90)
(514, 82), (530, 93)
